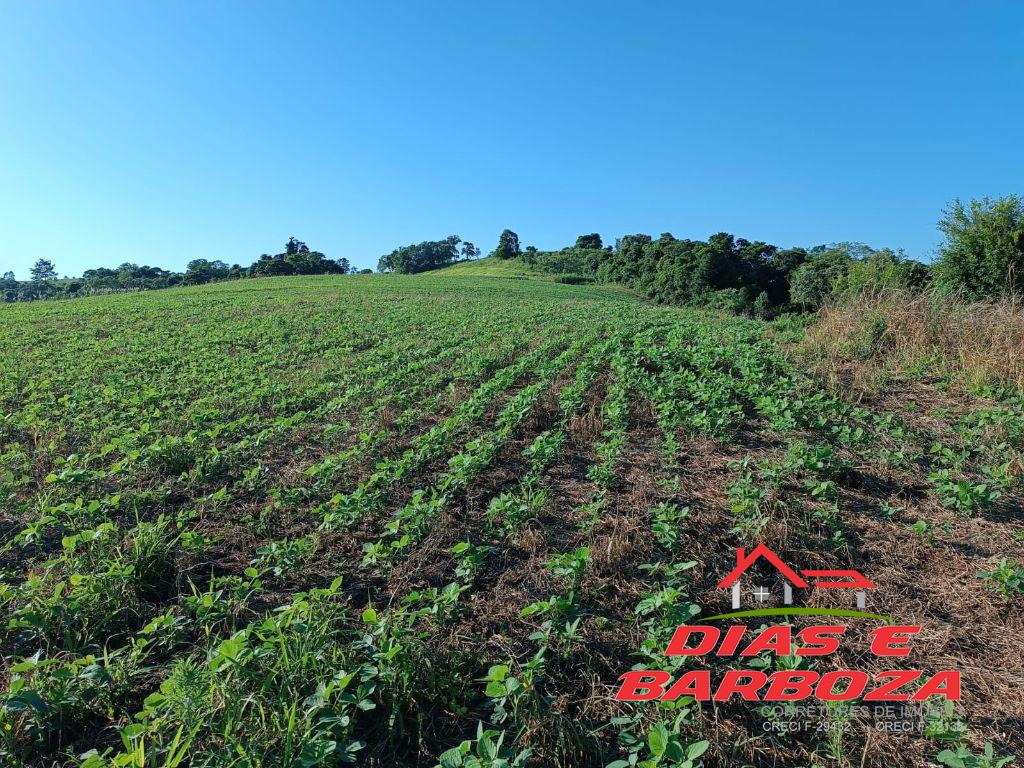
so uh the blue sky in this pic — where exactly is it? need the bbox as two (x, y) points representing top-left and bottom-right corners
(1, 2), (1022, 277)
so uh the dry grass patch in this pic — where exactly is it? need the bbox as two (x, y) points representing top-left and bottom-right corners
(802, 290), (1024, 394)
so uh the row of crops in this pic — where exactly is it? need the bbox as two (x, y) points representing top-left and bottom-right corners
(1, 274), (1021, 767)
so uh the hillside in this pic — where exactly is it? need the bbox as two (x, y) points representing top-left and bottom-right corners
(1, 274), (1022, 767)
(434, 256), (550, 279)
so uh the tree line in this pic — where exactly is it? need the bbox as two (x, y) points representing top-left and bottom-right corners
(5, 194), (1021, 310)
(378, 194), (1021, 315)
(376, 236), (481, 274)
(1, 238), (370, 303)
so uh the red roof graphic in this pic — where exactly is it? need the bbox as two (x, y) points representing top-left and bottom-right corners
(716, 545), (875, 590)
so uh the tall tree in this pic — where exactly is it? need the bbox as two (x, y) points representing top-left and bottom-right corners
(30, 259), (58, 281)
(575, 233), (603, 249)
(492, 229), (521, 260)
(285, 237), (310, 256)
(460, 242), (480, 261)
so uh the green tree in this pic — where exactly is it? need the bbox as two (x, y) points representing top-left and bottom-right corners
(0, 271), (16, 303)
(378, 235), (461, 273)
(460, 241), (480, 261)
(30, 259), (58, 281)
(771, 247), (807, 274)
(789, 248), (852, 309)
(286, 249), (344, 275)
(284, 237), (309, 256)
(249, 238), (347, 277)
(183, 259), (230, 284)
(933, 195), (1024, 299)
(492, 229), (521, 260)
(575, 233), (602, 249)
(250, 254), (295, 276)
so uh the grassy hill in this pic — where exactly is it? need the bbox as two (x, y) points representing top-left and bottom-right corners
(1, 273), (1021, 767)
(436, 255), (597, 284)
(433, 255), (549, 278)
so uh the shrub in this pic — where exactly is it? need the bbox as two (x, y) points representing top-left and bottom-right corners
(833, 249), (930, 297)
(752, 291), (772, 318)
(702, 287), (751, 313)
(934, 195), (1024, 300)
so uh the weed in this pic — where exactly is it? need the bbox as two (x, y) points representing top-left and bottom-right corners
(978, 558), (1024, 598)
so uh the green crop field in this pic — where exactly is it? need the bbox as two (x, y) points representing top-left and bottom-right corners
(1, 274), (1022, 767)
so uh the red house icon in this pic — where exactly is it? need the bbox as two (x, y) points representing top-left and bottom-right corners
(716, 545), (875, 609)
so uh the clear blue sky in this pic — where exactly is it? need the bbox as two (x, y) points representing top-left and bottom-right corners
(2, 2), (1022, 278)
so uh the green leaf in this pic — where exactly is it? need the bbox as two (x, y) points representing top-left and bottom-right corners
(687, 740), (709, 760)
(485, 681), (507, 698)
(120, 723), (146, 739)
(438, 745), (467, 768)
(647, 722), (669, 757)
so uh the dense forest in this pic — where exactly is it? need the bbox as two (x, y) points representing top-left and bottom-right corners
(4, 195), (1022, 311)
(526, 235), (931, 316)
(590, 195), (1019, 311)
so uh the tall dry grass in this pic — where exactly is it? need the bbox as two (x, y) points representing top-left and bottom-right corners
(800, 289), (1024, 393)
